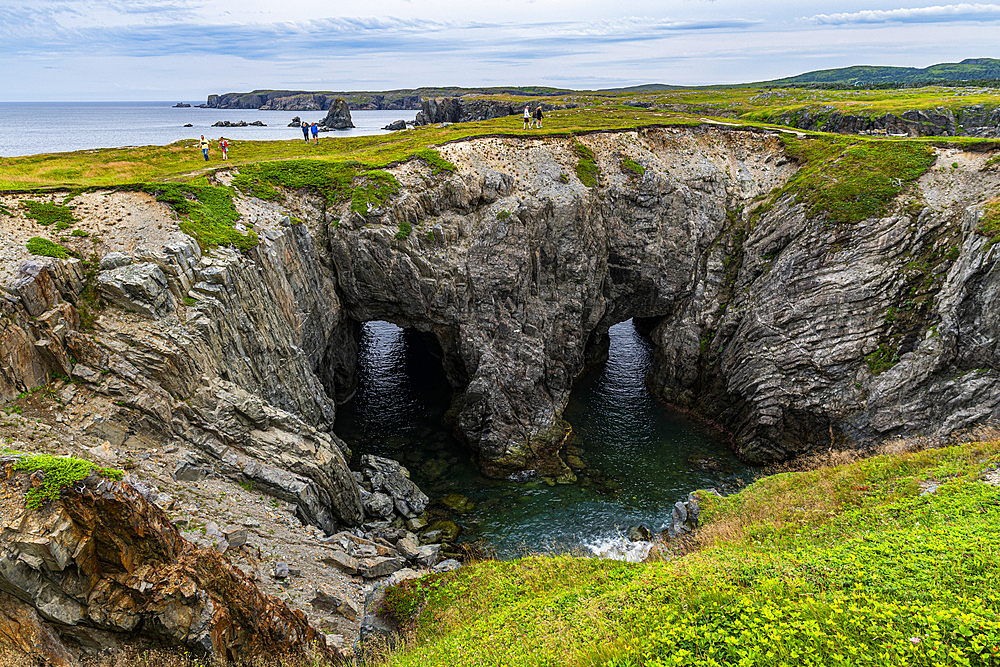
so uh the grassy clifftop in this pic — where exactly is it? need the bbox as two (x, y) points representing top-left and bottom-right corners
(372, 438), (1000, 667)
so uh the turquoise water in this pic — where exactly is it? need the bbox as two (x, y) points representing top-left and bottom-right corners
(333, 319), (754, 556)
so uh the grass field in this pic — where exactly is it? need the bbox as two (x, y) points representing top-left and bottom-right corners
(3, 86), (999, 192)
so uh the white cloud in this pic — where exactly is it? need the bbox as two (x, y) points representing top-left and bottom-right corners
(805, 3), (1000, 25)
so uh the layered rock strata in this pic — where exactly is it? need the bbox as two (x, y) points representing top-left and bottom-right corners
(0, 456), (334, 666)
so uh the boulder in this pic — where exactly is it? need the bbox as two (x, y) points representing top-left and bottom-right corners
(433, 559), (461, 573)
(362, 490), (395, 521)
(359, 556), (406, 579)
(360, 455), (428, 518)
(99, 252), (132, 271)
(321, 550), (359, 575)
(320, 98), (354, 130)
(310, 589), (360, 621)
(383, 120), (407, 131)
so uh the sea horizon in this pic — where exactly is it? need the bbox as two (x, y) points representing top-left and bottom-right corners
(0, 101), (415, 158)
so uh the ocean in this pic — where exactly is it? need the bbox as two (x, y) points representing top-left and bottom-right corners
(0, 102), (417, 157)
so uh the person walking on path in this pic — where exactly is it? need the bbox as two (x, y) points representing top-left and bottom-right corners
(301, 121), (310, 142)
(199, 135), (210, 161)
(533, 106), (544, 129)
(218, 137), (229, 160)
(310, 122), (319, 145)
(523, 105), (531, 130)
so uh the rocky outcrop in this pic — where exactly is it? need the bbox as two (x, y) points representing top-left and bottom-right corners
(0, 455), (335, 665)
(3, 223), (365, 531)
(206, 91), (421, 111)
(414, 98), (571, 126)
(770, 104), (1000, 137)
(320, 99), (354, 130)
(315, 127), (1000, 472)
(4, 127), (1000, 484)
(211, 120), (267, 127)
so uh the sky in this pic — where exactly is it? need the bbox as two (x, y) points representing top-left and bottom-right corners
(1, 0), (998, 101)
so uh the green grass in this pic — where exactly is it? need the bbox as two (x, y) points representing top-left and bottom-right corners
(143, 182), (258, 252)
(11, 454), (124, 509)
(574, 141), (600, 187)
(376, 440), (1000, 667)
(978, 199), (1000, 245)
(22, 200), (77, 227)
(0, 107), (702, 191)
(774, 136), (937, 224)
(620, 157), (646, 177)
(26, 237), (70, 259)
(395, 220), (413, 239)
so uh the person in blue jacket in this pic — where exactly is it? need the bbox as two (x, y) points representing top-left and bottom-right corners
(301, 122), (310, 142)
(311, 122), (319, 145)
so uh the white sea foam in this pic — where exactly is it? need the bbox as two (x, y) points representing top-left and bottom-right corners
(585, 535), (654, 562)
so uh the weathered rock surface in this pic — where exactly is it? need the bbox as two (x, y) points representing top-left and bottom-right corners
(319, 128), (1000, 470)
(0, 457), (334, 665)
(320, 99), (354, 130)
(771, 104), (1000, 137)
(4, 127), (1000, 483)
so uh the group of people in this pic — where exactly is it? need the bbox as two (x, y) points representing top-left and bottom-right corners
(198, 135), (229, 161)
(301, 122), (319, 144)
(523, 105), (544, 129)
(197, 121), (322, 161)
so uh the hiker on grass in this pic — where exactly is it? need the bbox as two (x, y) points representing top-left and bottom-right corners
(199, 135), (210, 161)
(301, 121), (310, 142)
(218, 137), (229, 160)
(311, 122), (319, 145)
(523, 105), (531, 130)
(533, 106), (544, 129)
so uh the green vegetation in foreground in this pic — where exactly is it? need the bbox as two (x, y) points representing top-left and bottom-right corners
(574, 141), (600, 187)
(230, 160), (401, 217)
(142, 182), (258, 252)
(26, 237), (70, 259)
(769, 135), (937, 224)
(22, 200), (77, 229)
(376, 440), (1000, 666)
(11, 454), (124, 509)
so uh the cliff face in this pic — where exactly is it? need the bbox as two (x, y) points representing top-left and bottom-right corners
(3, 127), (999, 487)
(1, 222), (364, 531)
(317, 128), (1000, 471)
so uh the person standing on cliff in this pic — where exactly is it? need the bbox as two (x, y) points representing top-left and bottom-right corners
(218, 137), (229, 160)
(311, 122), (319, 145)
(301, 122), (310, 143)
(199, 135), (210, 161)
(523, 105), (531, 130)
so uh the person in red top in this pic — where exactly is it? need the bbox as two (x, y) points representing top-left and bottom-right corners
(218, 137), (229, 160)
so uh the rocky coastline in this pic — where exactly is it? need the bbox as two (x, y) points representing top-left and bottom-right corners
(1, 125), (1000, 662)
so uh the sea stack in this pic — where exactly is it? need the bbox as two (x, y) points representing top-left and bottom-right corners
(320, 98), (354, 130)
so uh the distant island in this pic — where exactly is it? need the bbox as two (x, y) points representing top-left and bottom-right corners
(201, 86), (574, 111)
(199, 59), (1000, 114)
